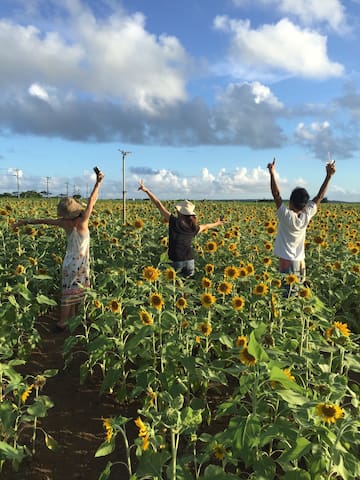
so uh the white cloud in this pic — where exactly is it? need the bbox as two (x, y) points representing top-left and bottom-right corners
(230, 0), (348, 32)
(28, 83), (50, 102)
(214, 16), (344, 79)
(251, 81), (283, 108)
(296, 121), (330, 140)
(274, 0), (347, 33)
(0, 4), (189, 112)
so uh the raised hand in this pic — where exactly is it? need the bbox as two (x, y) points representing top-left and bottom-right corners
(267, 158), (276, 173)
(326, 159), (336, 176)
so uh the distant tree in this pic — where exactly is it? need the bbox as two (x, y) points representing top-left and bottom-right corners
(20, 191), (42, 198)
(321, 197), (329, 203)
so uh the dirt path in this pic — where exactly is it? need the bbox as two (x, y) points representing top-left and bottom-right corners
(3, 316), (139, 480)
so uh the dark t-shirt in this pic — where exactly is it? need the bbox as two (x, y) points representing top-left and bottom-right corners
(168, 214), (200, 261)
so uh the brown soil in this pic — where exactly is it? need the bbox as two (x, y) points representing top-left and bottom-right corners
(3, 316), (139, 480)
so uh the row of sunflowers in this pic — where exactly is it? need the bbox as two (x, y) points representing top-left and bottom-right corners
(0, 198), (359, 479)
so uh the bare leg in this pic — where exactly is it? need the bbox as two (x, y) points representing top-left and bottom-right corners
(57, 304), (76, 329)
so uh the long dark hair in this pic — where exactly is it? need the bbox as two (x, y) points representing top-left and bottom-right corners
(178, 213), (198, 232)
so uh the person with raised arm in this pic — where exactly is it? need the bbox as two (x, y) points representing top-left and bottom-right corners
(138, 179), (224, 277)
(267, 158), (336, 295)
(13, 169), (104, 331)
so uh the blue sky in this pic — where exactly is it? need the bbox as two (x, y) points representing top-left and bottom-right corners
(0, 0), (360, 201)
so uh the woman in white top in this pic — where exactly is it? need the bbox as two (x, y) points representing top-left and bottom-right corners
(267, 158), (336, 295)
(14, 169), (104, 331)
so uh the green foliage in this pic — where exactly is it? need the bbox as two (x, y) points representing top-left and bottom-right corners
(1, 198), (360, 478)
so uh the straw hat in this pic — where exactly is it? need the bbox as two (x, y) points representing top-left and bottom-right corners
(175, 200), (196, 216)
(57, 197), (84, 219)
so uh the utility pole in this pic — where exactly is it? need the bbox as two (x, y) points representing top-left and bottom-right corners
(65, 182), (69, 196)
(45, 176), (51, 197)
(118, 149), (132, 224)
(13, 169), (20, 198)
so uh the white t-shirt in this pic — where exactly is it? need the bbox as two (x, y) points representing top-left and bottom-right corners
(274, 201), (317, 261)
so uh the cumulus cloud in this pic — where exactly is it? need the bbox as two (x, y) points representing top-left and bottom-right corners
(129, 164), (276, 199)
(213, 16), (344, 79)
(269, 0), (347, 33)
(0, 3), (189, 112)
(230, 0), (348, 32)
(294, 121), (359, 159)
(0, 81), (285, 147)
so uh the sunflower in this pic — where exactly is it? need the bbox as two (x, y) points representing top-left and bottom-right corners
(135, 417), (150, 450)
(15, 264), (25, 275)
(246, 263), (255, 275)
(21, 384), (34, 403)
(352, 264), (360, 274)
(111, 237), (119, 245)
(201, 277), (213, 289)
(197, 322), (212, 336)
(181, 320), (189, 329)
(272, 278), (282, 288)
(149, 292), (164, 310)
(239, 347), (256, 366)
(164, 268), (176, 281)
(316, 403), (344, 424)
(141, 434), (150, 451)
(205, 241), (218, 253)
(238, 267), (248, 278)
(28, 256), (37, 266)
(313, 235), (326, 246)
(253, 283), (269, 296)
(283, 369), (295, 381)
(325, 321), (351, 341)
(205, 263), (215, 275)
(139, 309), (154, 326)
(236, 335), (247, 348)
(298, 287), (311, 299)
(161, 237), (168, 246)
(134, 416), (148, 437)
(213, 443), (227, 460)
(332, 261), (341, 270)
(228, 243), (237, 251)
(266, 226), (276, 235)
(232, 296), (245, 311)
(142, 266), (161, 282)
(224, 265), (240, 279)
(285, 273), (299, 285)
(263, 241), (272, 251)
(94, 299), (102, 309)
(109, 299), (121, 313)
(133, 219), (144, 229)
(200, 293), (216, 308)
(263, 257), (272, 266)
(350, 246), (359, 254)
(102, 417), (114, 443)
(217, 281), (232, 295)
(176, 297), (188, 311)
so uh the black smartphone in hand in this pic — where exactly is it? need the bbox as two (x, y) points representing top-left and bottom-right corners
(93, 166), (100, 175)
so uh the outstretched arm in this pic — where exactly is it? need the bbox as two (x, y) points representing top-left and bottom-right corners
(198, 218), (224, 233)
(312, 160), (336, 206)
(13, 218), (61, 228)
(80, 169), (105, 225)
(267, 158), (282, 209)
(138, 179), (171, 222)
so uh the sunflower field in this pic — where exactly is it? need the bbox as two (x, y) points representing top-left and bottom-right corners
(0, 198), (359, 480)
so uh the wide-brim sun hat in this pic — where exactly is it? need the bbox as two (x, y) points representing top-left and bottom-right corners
(175, 200), (196, 216)
(57, 197), (84, 219)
